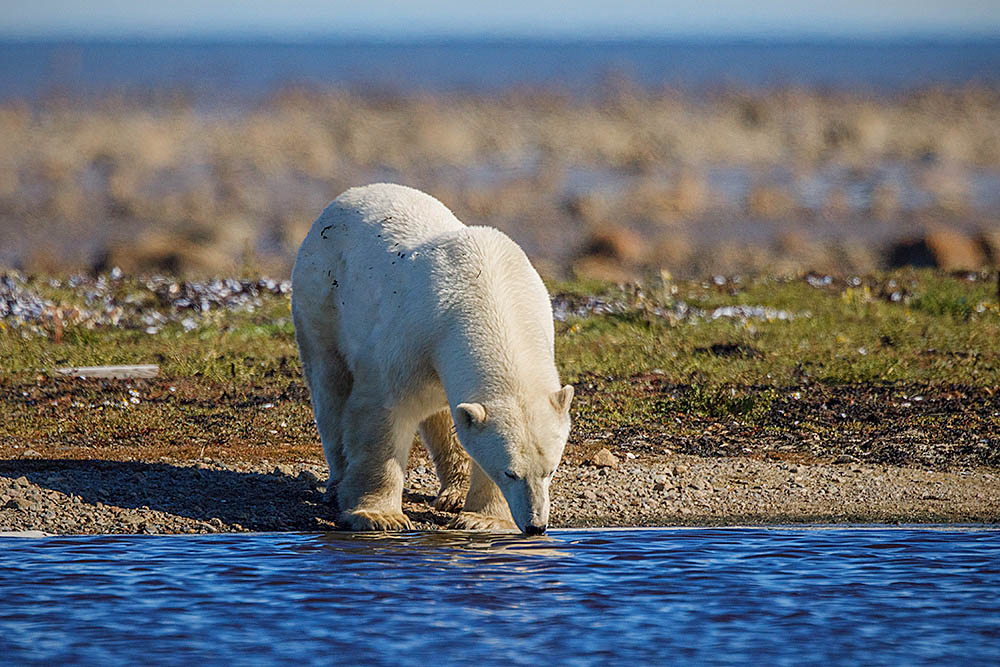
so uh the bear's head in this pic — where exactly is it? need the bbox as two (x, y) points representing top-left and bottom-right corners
(454, 384), (574, 535)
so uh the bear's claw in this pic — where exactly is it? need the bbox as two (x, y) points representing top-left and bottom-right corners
(339, 509), (414, 531)
(449, 512), (519, 532)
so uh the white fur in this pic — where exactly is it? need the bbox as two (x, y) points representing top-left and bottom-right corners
(292, 183), (572, 533)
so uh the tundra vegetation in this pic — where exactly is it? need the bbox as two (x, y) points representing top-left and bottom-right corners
(2, 269), (997, 470)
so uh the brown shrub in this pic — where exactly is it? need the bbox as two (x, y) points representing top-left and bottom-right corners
(887, 228), (986, 271)
(571, 225), (646, 282)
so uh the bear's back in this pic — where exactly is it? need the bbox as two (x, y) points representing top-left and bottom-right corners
(332, 183), (465, 250)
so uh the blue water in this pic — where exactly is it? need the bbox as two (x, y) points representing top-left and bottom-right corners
(3, 39), (999, 102)
(2, 528), (998, 666)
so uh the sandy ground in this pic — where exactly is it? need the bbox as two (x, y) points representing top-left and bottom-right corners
(1, 447), (996, 535)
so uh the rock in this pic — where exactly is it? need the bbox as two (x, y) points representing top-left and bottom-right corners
(673, 464), (690, 475)
(835, 454), (858, 464)
(589, 448), (619, 468)
(571, 226), (646, 283)
(689, 478), (710, 491)
(298, 469), (322, 487)
(653, 482), (666, 492)
(273, 464), (294, 476)
(887, 229), (986, 271)
(5, 498), (33, 511)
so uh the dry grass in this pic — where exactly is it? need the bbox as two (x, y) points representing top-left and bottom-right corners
(1, 86), (999, 279)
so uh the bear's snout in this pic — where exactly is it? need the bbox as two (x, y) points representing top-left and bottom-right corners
(524, 524), (547, 536)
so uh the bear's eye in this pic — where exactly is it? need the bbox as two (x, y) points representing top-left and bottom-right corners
(504, 470), (518, 480)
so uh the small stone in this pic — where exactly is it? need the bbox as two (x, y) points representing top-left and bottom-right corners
(7, 498), (33, 511)
(590, 448), (619, 468)
(581, 489), (597, 501)
(14, 476), (29, 487)
(673, 464), (690, 475)
(298, 469), (322, 487)
(653, 482), (666, 492)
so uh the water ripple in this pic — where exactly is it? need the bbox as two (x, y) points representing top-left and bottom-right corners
(1, 527), (998, 666)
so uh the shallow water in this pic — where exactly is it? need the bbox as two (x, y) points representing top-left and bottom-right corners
(4, 40), (1000, 102)
(2, 527), (998, 665)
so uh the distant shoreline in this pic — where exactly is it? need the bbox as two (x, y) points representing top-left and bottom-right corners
(3, 38), (998, 104)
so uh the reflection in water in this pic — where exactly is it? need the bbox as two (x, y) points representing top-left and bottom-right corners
(1, 527), (998, 665)
(310, 530), (571, 562)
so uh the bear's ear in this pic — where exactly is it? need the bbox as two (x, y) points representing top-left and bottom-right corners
(456, 402), (487, 429)
(549, 384), (574, 413)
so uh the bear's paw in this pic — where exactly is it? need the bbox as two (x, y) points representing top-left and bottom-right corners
(432, 487), (467, 513)
(450, 512), (519, 533)
(339, 509), (414, 532)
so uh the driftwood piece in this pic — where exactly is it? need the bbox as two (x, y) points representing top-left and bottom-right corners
(54, 365), (160, 379)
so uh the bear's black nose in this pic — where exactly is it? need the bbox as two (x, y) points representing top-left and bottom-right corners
(525, 524), (546, 536)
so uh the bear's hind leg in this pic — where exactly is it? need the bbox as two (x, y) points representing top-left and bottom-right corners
(418, 408), (470, 513)
(337, 392), (415, 531)
(295, 327), (352, 497)
(450, 462), (518, 532)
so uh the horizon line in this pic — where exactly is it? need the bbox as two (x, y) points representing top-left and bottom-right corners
(2, 30), (999, 44)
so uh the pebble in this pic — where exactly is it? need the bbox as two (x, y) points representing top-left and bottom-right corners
(298, 470), (322, 487)
(0, 449), (994, 534)
(589, 448), (619, 468)
(1, 273), (293, 337)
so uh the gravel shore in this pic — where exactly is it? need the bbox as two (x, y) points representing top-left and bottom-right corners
(2, 448), (996, 535)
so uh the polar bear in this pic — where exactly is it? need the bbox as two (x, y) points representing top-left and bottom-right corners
(292, 183), (573, 534)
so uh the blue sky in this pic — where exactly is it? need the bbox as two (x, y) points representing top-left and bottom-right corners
(3, 1), (999, 39)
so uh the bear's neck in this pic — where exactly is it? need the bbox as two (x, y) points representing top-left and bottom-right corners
(433, 323), (559, 405)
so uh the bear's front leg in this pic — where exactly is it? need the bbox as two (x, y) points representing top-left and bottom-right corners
(451, 462), (518, 532)
(336, 401), (414, 531)
(418, 408), (470, 513)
